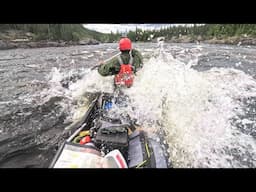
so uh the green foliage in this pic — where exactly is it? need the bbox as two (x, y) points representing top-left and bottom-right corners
(0, 24), (106, 42)
(1, 24), (256, 43)
(118, 24), (256, 42)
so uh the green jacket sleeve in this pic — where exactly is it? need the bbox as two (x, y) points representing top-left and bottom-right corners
(98, 57), (120, 76)
(98, 49), (143, 76)
(132, 49), (143, 73)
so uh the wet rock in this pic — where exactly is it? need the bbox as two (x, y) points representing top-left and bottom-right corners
(0, 40), (17, 50)
(0, 38), (100, 50)
(79, 39), (99, 45)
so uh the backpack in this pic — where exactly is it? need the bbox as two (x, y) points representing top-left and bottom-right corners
(114, 51), (134, 88)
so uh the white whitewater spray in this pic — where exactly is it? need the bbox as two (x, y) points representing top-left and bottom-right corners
(46, 44), (256, 168)
(122, 44), (256, 168)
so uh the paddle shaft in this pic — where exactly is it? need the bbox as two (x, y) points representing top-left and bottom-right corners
(91, 52), (120, 70)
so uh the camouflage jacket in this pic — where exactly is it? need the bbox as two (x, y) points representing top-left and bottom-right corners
(98, 49), (143, 76)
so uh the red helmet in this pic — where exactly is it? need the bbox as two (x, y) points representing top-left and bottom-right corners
(119, 37), (132, 51)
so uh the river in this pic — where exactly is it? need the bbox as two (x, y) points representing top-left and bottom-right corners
(0, 42), (256, 168)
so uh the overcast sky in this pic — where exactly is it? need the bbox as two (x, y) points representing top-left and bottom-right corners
(83, 24), (185, 33)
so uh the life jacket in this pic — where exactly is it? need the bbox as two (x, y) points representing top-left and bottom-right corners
(114, 51), (134, 88)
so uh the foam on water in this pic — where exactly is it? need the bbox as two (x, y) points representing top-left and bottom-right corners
(45, 45), (256, 168)
(122, 47), (256, 168)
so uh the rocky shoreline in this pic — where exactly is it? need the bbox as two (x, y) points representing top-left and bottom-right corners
(0, 39), (100, 50)
(1, 36), (256, 50)
(166, 35), (256, 46)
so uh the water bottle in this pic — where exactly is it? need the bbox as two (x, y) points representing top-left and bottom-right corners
(104, 101), (112, 110)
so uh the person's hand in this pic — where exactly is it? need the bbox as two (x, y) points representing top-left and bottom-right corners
(99, 60), (104, 65)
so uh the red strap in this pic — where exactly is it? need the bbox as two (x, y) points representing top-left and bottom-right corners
(116, 154), (126, 168)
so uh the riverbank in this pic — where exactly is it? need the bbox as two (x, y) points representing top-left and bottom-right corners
(0, 28), (101, 50)
(165, 35), (256, 46)
(2, 34), (256, 50)
(0, 39), (100, 50)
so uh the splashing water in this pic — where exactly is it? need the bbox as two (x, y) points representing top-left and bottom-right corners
(68, 69), (114, 99)
(43, 44), (256, 168)
(121, 46), (256, 168)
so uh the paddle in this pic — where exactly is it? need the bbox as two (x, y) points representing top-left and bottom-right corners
(60, 52), (121, 88)
(91, 52), (121, 70)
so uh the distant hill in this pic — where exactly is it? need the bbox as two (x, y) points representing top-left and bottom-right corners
(0, 24), (121, 49)
(0, 24), (113, 42)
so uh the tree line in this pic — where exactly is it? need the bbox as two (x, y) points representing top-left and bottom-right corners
(0, 24), (106, 41)
(123, 24), (256, 42)
(1, 24), (256, 43)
